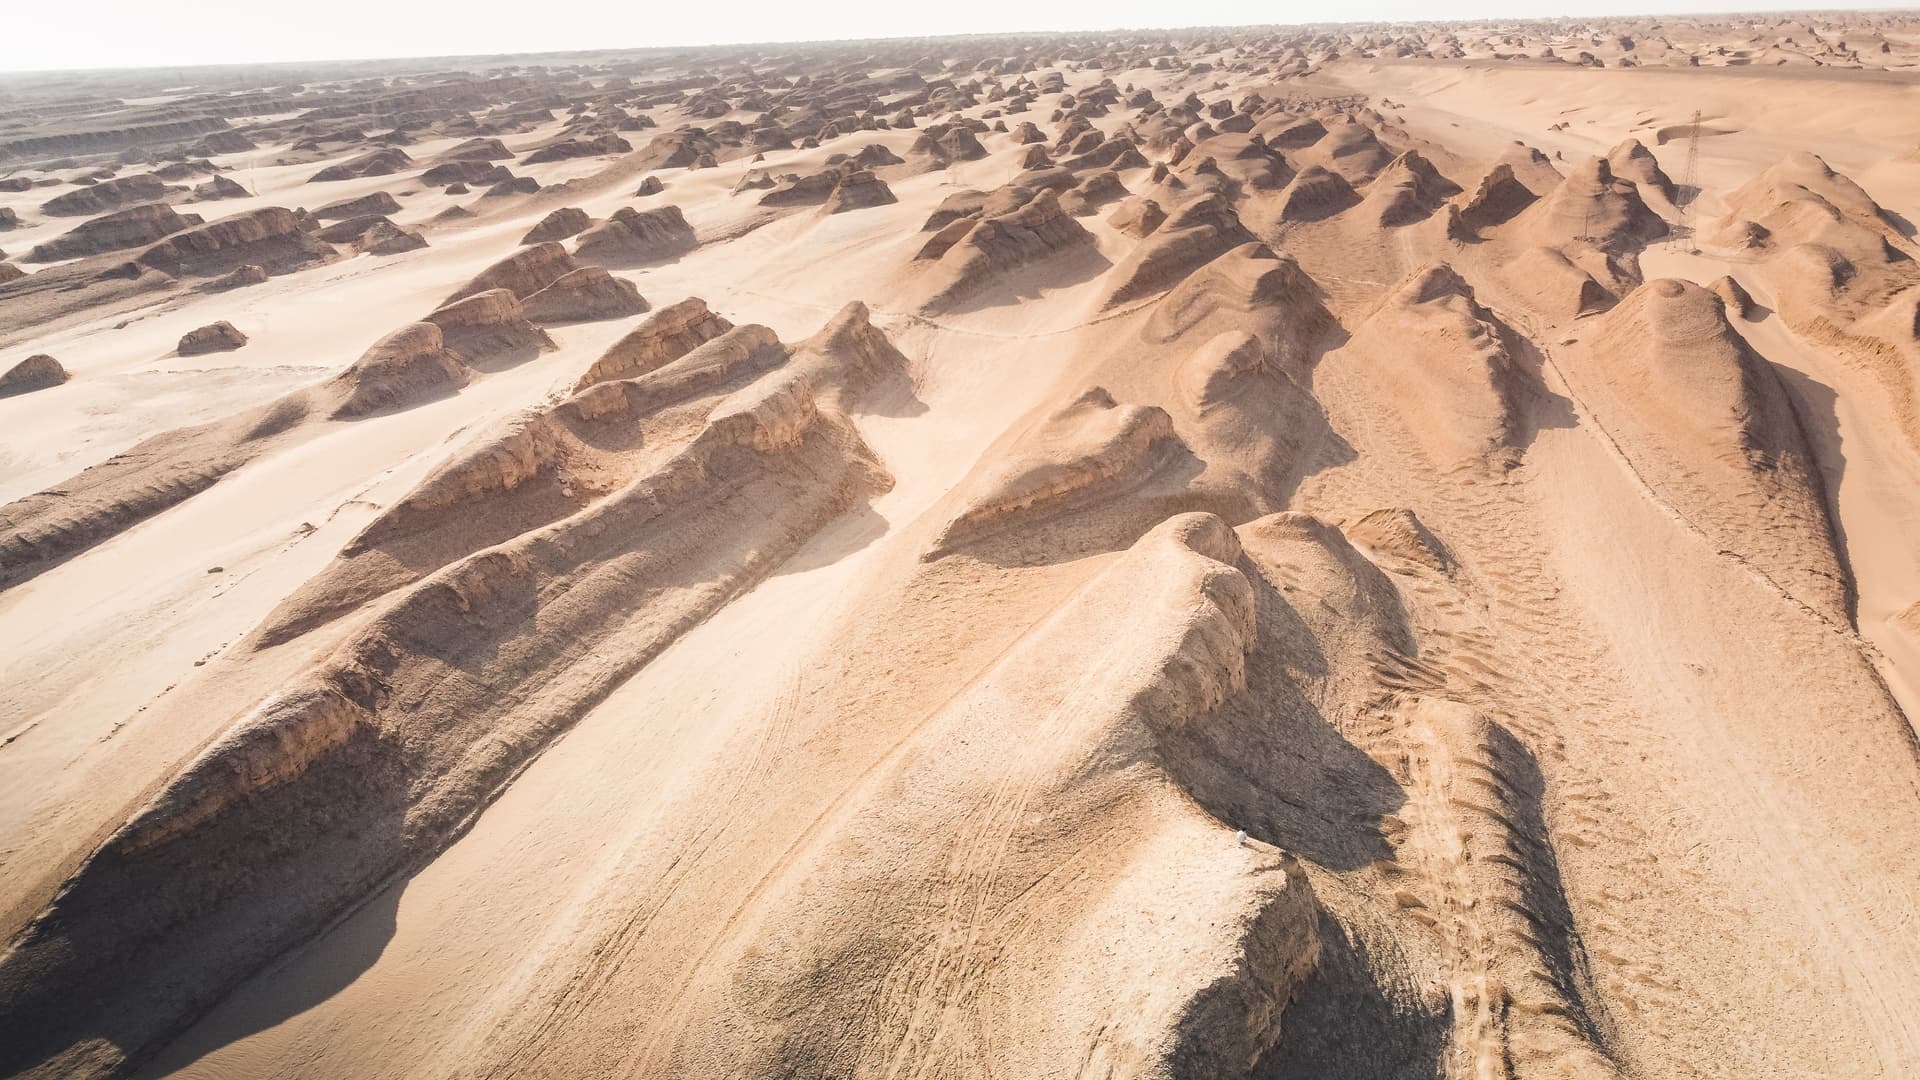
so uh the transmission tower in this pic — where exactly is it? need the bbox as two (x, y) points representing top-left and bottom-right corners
(1674, 109), (1702, 253)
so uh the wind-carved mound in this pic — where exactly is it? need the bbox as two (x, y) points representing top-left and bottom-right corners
(1361, 150), (1462, 227)
(1568, 279), (1849, 617)
(1295, 119), (1395, 183)
(1273, 164), (1360, 222)
(571, 204), (697, 265)
(1143, 242), (1334, 356)
(443, 241), (578, 304)
(1457, 162), (1540, 234)
(921, 189), (987, 232)
(823, 170), (896, 213)
(907, 121), (988, 168)
(1344, 264), (1532, 468)
(1129, 246), (1343, 519)
(1710, 156), (1919, 451)
(1176, 132), (1293, 191)
(1499, 245), (1617, 318)
(436, 137), (513, 163)
(521, 207), (592, 245)
(312, 191), (401, 221)
(260, 301), (900, 647)
(1715, 152), (1905, 254)
(0, 321), (475, 590)
(308, 147), (412, 182)
(520, 266), (648, 325)
(0, 309), (902, 1078)
(1341, 506), (1454, 572)
(1709, 275), (1758, 319)
(136, 207), (335, 276)
(1255, 114), (1328, 149)
(779, 300), (914, 411)
(26, 203), (200, 262)
(1606, 138), (1676, 204)
(40, 173), (178, 217)
(927, 387), (1184, 558)
(573, 296), (733, 390)
(357, 221), (426, 256)
(1175, 330), (1268, 410)
(313, 215), (387, 244)
(647, 511), (1320, 1077)
(1519, 156), (1667, 254)
(177, 320), (248, 355)
(1382, 698), (1624, 1080)
(1108, 194), (1168, 237)
(1203, 510), (1619, 1080)
(911, 189), (1096, 314)
(1102, 190), (1254, 308)
(424, 288), (556, 365)
(0, 353), (68, 397)
(325, 322), (471, 418)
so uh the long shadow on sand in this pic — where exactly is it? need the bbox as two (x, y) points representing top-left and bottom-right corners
(1253, 910), (1449, 1080)
(132, 881), (404, 1078)
(1155, 561), (1406, 872)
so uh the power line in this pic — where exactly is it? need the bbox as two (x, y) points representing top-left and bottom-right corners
(1673, 109), (1701, 253)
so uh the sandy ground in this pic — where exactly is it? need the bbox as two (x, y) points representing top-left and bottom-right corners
(3, 16), (1920, 1080)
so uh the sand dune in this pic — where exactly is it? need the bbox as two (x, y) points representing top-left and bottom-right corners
(4, 14), (1920, 1080)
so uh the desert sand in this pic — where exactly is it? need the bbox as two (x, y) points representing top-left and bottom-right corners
(3, 13), (1920, 1079)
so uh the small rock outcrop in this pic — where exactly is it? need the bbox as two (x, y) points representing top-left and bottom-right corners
(309, 148), (413, 183)
(206, 263), (269, 290)
(357, 221), (427, 256)
(824, 171), (897, 213)
(312, 191), (402, 221)
(26, 203), (199, 262)
(572, 205), (697, 264)
(520, 267), (648, 324)
(522, 207), (592, 245)
(424, 288), (555, 362)
(192, 176), (248, 201)
(0, 354), (68, 396)
(177, 321), (248, 355)
(137, 207), (334, 276)
(41, 174), (176, 217)
(445, 242), (579, 304)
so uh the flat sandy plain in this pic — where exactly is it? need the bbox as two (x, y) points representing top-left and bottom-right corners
(3, 14), (1920, 1079)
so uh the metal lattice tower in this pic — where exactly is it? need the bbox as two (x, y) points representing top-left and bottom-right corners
(1674, 109), (1703, 253)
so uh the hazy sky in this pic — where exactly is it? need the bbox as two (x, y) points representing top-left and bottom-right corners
(2, 0), (1904, 73)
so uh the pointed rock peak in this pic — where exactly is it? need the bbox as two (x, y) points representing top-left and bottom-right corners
(1394, 263), (1474, 306)
(805, 299), (877, 344)
(1608, 137), (1655, 161)
(1069, 385), (1121, 410)
(1784, 149), (1834, 176)
(1569, 155), (1618, 187)
(1625, 278), (1746, 346)
(1385, 148), (1439, 176)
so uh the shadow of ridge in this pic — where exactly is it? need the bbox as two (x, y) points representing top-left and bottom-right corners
(1484, 721), (1616, 1053)
(1252, 909), (1449, 1080)
(928, 243), (1114, 317)
(1, 414), (880, 1077)
(1764, 356), (1860, 624)
(0, 733), (411, 1079)
(926, 451), (1232, 571)
(135, 878), (404, 1077)
(1153, 562), (1406, 872)
(774, 501), (888, 577)
(571, 246), (693, 272)
(1501, 326), (1579, 450)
